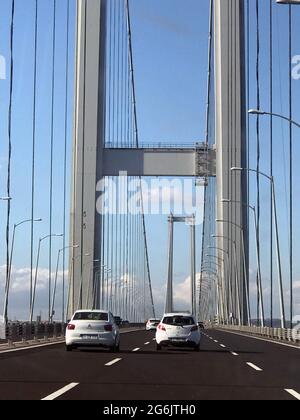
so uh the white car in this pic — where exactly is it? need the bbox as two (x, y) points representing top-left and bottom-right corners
(146, 319), (161, 331)
(66, 310), (120, 352)
(156, 313), (201, 351)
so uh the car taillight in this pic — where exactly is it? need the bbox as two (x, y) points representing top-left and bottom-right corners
(191, 325), (198, 332)
(158, 324), (166, 331)
(104, 324), (113, 332)
(67, 324), (75, 330)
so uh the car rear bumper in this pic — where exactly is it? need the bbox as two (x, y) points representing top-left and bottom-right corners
(158, 339), (199, 348)
(66, 334), (116, 348)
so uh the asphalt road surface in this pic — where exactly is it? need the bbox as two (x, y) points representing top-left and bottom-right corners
(0, 329), (299, 401)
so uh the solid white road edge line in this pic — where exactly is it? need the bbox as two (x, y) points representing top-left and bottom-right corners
(42, 383), (79, 401)
(217, 329), (300, 351)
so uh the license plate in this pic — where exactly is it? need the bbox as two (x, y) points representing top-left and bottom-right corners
(172, 338), (185, 342)
(81, 335), (98, 340)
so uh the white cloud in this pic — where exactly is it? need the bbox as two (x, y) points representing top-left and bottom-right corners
(0, 264), (67, 294)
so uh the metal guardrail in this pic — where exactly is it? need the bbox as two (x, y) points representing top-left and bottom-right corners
(0, 322), (145, 348)
(0, 323), (65, 346)
(105, 142), (208, 150)
(215, 324), (300, 345)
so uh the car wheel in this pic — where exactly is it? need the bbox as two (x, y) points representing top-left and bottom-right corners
(66, 345), (73, 352)
(156, 344), (162, 351)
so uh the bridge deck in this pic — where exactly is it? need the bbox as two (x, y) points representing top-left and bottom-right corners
(0, 329), (299, 400)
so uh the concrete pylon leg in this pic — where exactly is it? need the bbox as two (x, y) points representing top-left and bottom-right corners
(214, 0), (248, 324)
(165, 215), (174, 313)
(68, 0), (107, 318)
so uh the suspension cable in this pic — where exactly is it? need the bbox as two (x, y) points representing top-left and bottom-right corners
(4, 0), (15, 322)
(48, 0), (57, 321)
(125, 0), (155, 318)
(199, 0), (213, 321)
(62, 0), (70, 322)
(255, 0), (261, 325)
(29, 0), (39, 317)
(269, 0), (274, 327)
(288, 4), (293, 329)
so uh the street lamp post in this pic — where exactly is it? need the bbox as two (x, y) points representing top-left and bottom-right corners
(206, 252), (231, 324)
(205, 255), (230, 323)
(231, 167), (286, 328)
(85, 262), (103, 309)
(216, 219), (250, 326)
(30, 233), (63, 323)
(222, 199), (264, 326)
(3, 217), (42, 323)
(201, 269), (221, 322)
(203, 259), (227, 324)
(248, 109), (300, 129)
(212, 234), (251, 327)
(66, 253), (90, 320)
(77, 259), (100, 310)
(50, 245), (79, 323)
(209, 246), (241, 326)
(249, 109), (299, 328)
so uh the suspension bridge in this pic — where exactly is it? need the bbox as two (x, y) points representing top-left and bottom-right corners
(0, 0), (300, 401)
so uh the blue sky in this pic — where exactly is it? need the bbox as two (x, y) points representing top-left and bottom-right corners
(0, 0), (300, 320)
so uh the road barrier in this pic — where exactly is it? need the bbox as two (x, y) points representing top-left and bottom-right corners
(1, 323), (66, 347)
(0, 322), (145, 349)
(215, 324), (300, 345)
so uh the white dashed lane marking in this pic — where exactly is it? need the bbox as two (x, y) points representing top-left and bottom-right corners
(285, 389), (300, 400)
(132, 348), (140, 352)
(247, 362), (262, 372)
(41, 383), (79, 401)
(105, 358), (122, 367)
(231, 352), (239, 356)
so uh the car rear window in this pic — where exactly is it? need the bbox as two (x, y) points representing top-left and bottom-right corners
(163, 316), (195, 326)
(73, 312), (108, 321)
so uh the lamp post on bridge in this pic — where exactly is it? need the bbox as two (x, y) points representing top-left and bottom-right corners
(77, 259), (100, 311)
(50, 245), (79, 323)
(222, 199), (264, 327)
(205, 255), (230, 322)
(66, 253), (91, 320)
(3, 217), (42, 323)
(249, 109), (300, 328)
(1, 196), (12, 325)
(30, 233), (63, 323)
(205, 254), (230, 324)
(215, 219), (252, 327)
(212, 234), (251, 327)
(231, 167), (286, 329)
(248, 109), (300, 129)
(200, 268), (221, 323)
(208, 246), (241, 326)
